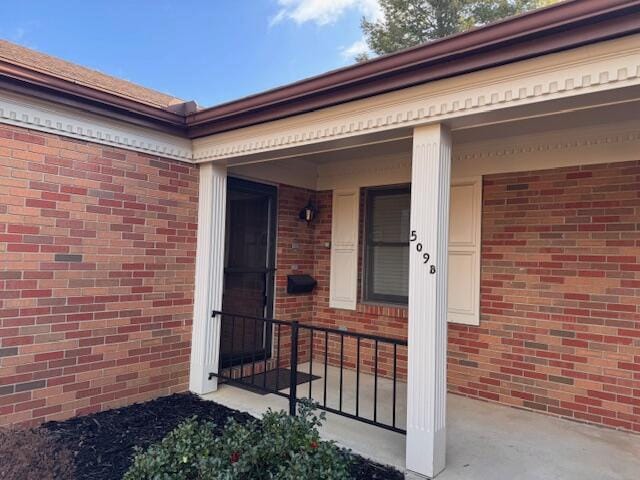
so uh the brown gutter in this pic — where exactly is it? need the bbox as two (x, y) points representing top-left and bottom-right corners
(0, 59), (187, 135)
(186, 0), (640, 138)
(0, 0), (638, 139)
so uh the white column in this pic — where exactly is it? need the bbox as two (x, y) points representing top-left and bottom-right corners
(189, 162), (227, 394)
(406, 124), (451, 479)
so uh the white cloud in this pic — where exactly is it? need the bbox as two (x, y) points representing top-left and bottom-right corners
(340, 38), (370, 59)
(270, 0), (382, 27)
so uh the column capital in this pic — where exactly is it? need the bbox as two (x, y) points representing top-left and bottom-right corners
(412, 123), (451, 145)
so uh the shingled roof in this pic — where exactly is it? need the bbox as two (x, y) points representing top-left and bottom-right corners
(0, 40), (185, 110)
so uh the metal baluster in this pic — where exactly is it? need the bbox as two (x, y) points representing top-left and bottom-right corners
(275, 323), (281, 391)
(339, 333), (344, 412)
(356, 336), (360, 417)
(289, 320), (299, 416)
(323, 331), (328, 408)
(374, 339), (378, 423)
(251, 316), (258, 385)
(263, 320), (269, 390)
(393, 343), (398, 429)
(229, 314), (235, 372)
(240, 316), (246, 381)
(308, 328), (314, 400)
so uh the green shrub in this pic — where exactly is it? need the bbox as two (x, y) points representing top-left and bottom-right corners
(122, 416), (217, 480)
(124, 401), (352, 480)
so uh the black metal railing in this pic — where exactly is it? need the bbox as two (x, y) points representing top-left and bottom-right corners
(209, 310), (407, 434)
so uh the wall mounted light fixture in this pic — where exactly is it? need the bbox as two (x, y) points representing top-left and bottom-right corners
(299, 200), (317, 224)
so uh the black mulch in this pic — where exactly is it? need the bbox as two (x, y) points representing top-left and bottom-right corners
(42, 392), (404, 480)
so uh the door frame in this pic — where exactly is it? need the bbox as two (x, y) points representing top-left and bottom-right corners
(220, 176), (278, 368)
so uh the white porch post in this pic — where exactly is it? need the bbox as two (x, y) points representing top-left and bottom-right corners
(189, 162), (227, 394)
(406, 124), (451, 479)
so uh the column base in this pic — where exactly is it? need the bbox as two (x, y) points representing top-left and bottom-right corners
(405, 470), (431, 480)
(189, 365), (219, 395)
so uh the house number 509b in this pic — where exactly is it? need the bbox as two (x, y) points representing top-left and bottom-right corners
(410, 230), (436, 274)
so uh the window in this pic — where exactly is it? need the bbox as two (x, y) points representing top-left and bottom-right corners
(363, 186), (411, 304)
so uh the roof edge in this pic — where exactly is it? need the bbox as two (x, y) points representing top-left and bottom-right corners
(1, 0), (639, 139)
(0, 59), (187, 135)
(186, 0), (640, 138)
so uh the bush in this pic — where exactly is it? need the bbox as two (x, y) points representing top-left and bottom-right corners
(0, 427), (75, 480)
(124, 400), (352, 480)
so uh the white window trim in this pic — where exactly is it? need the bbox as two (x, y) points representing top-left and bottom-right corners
(362, 185), (411, 305)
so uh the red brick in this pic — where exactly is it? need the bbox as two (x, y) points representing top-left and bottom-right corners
(25, 199), (56, 209)
(7, 225), (40, 235)
(7, 244), (39, 252)
(21, 289), (52, 298)
(0, 126), (196, 428)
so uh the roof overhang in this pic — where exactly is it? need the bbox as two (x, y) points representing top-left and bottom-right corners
(0, 59), (187, 135)
(0, 0), (639, 142)
(185, 0), (640, 138)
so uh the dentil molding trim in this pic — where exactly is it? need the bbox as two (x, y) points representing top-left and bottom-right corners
(1, 35), (639, 166)
(192, 35), (640, 162)
(0, 91), (192, 162)
(452, 121), (640, 177)
(239, 119), (640, 191)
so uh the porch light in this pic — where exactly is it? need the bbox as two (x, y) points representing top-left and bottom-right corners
(299, 200), (317, 224)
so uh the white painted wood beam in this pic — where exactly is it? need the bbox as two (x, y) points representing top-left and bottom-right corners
(406, 123), (451, 479)
(189, 162), (227, 394)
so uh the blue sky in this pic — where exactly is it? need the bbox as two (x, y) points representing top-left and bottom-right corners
(0, 0), (381, 107)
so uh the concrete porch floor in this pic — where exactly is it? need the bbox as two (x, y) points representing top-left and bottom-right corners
(202, 363), (640, 479)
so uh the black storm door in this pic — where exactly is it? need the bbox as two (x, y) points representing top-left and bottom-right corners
(220, 177), (277, 367)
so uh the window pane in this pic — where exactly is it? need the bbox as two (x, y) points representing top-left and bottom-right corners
(370, 192), (410, 243)
(227, 190), (270, 269)
(370, 245), (409, 298)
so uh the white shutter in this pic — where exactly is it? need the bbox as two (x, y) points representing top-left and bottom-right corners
(329, 189), (359, 310)
(448, 177), (482, 325)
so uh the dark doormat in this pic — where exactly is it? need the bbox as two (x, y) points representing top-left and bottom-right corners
(232, 368), (320, 395)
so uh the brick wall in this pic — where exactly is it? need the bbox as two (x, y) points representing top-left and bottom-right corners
(449, 160), (640, 433)
(272, 159), (639, 433)
(0, 126), (198, 427)
(274, 185), (316, 325)
(273, 185), (317, 366)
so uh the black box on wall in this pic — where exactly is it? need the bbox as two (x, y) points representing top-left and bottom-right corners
(287, 275), (317, 294)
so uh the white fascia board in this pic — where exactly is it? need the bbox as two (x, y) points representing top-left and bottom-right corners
(0, 90), (192, 162)
(192, 34), (640, 163)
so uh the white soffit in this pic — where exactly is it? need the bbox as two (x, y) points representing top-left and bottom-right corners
(0, 90), (192, 161)
(234, 112), (640, 191)
(0, 34), (639, 165)
(192, 34), (640, 163)
(452, 118), (640, 177)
